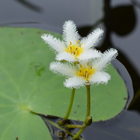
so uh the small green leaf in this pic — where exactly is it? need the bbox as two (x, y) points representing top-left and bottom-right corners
(0, 27), (127, 139)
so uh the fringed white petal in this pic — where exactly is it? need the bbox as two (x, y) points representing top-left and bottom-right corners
(41, 34), (65, 53)
(64, 76), (85, 88)
(78, 49), (102, 61)
(81, 28), (103, 50)
(89, 71), (111, 85)
(94, 48), (118, 71)
(63, 20), (80, 46)
(56, 52), (76, 62)
(50, 62), (76, 77)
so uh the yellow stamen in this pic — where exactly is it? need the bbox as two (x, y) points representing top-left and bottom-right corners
(76, 63), (95, 81)
(65, 40), (84, 58)
(77, 40), (79, 44)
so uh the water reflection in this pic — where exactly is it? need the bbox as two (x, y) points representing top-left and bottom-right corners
(0, 0), (103, 32)
(15, 0), (42, 12)
(131, 0), (140, 8)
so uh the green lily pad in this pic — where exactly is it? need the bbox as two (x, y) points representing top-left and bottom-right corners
(0, 27), (127, 139)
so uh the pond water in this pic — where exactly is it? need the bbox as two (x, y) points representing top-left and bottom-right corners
(0, 0), (140, 139)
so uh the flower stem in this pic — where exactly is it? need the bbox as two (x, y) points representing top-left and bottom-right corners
(72, 125), (86, 139)
(66, 124), (85, 129)
(64, 88), (75, 120)
(73, 85), (91, 139)
(58, 88), (75, 125)
(86, 85), (90, 118)
(72, 116), (92, 139)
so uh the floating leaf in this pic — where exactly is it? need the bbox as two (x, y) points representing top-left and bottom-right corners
(0, 27), (128, 139)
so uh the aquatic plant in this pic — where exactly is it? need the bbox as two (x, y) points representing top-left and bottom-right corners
(42, 20), (118, 139)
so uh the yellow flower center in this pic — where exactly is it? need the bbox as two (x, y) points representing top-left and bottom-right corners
(65, 40), (83, 58)
(76, 62), (95, 81)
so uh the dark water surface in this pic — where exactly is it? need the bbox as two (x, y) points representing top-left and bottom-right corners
(0, 0), (140, 139)
(42, 110), (140, 140)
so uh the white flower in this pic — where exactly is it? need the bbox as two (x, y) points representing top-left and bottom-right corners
(41, 20), (103, 62)
(50, 48), (118, 88)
